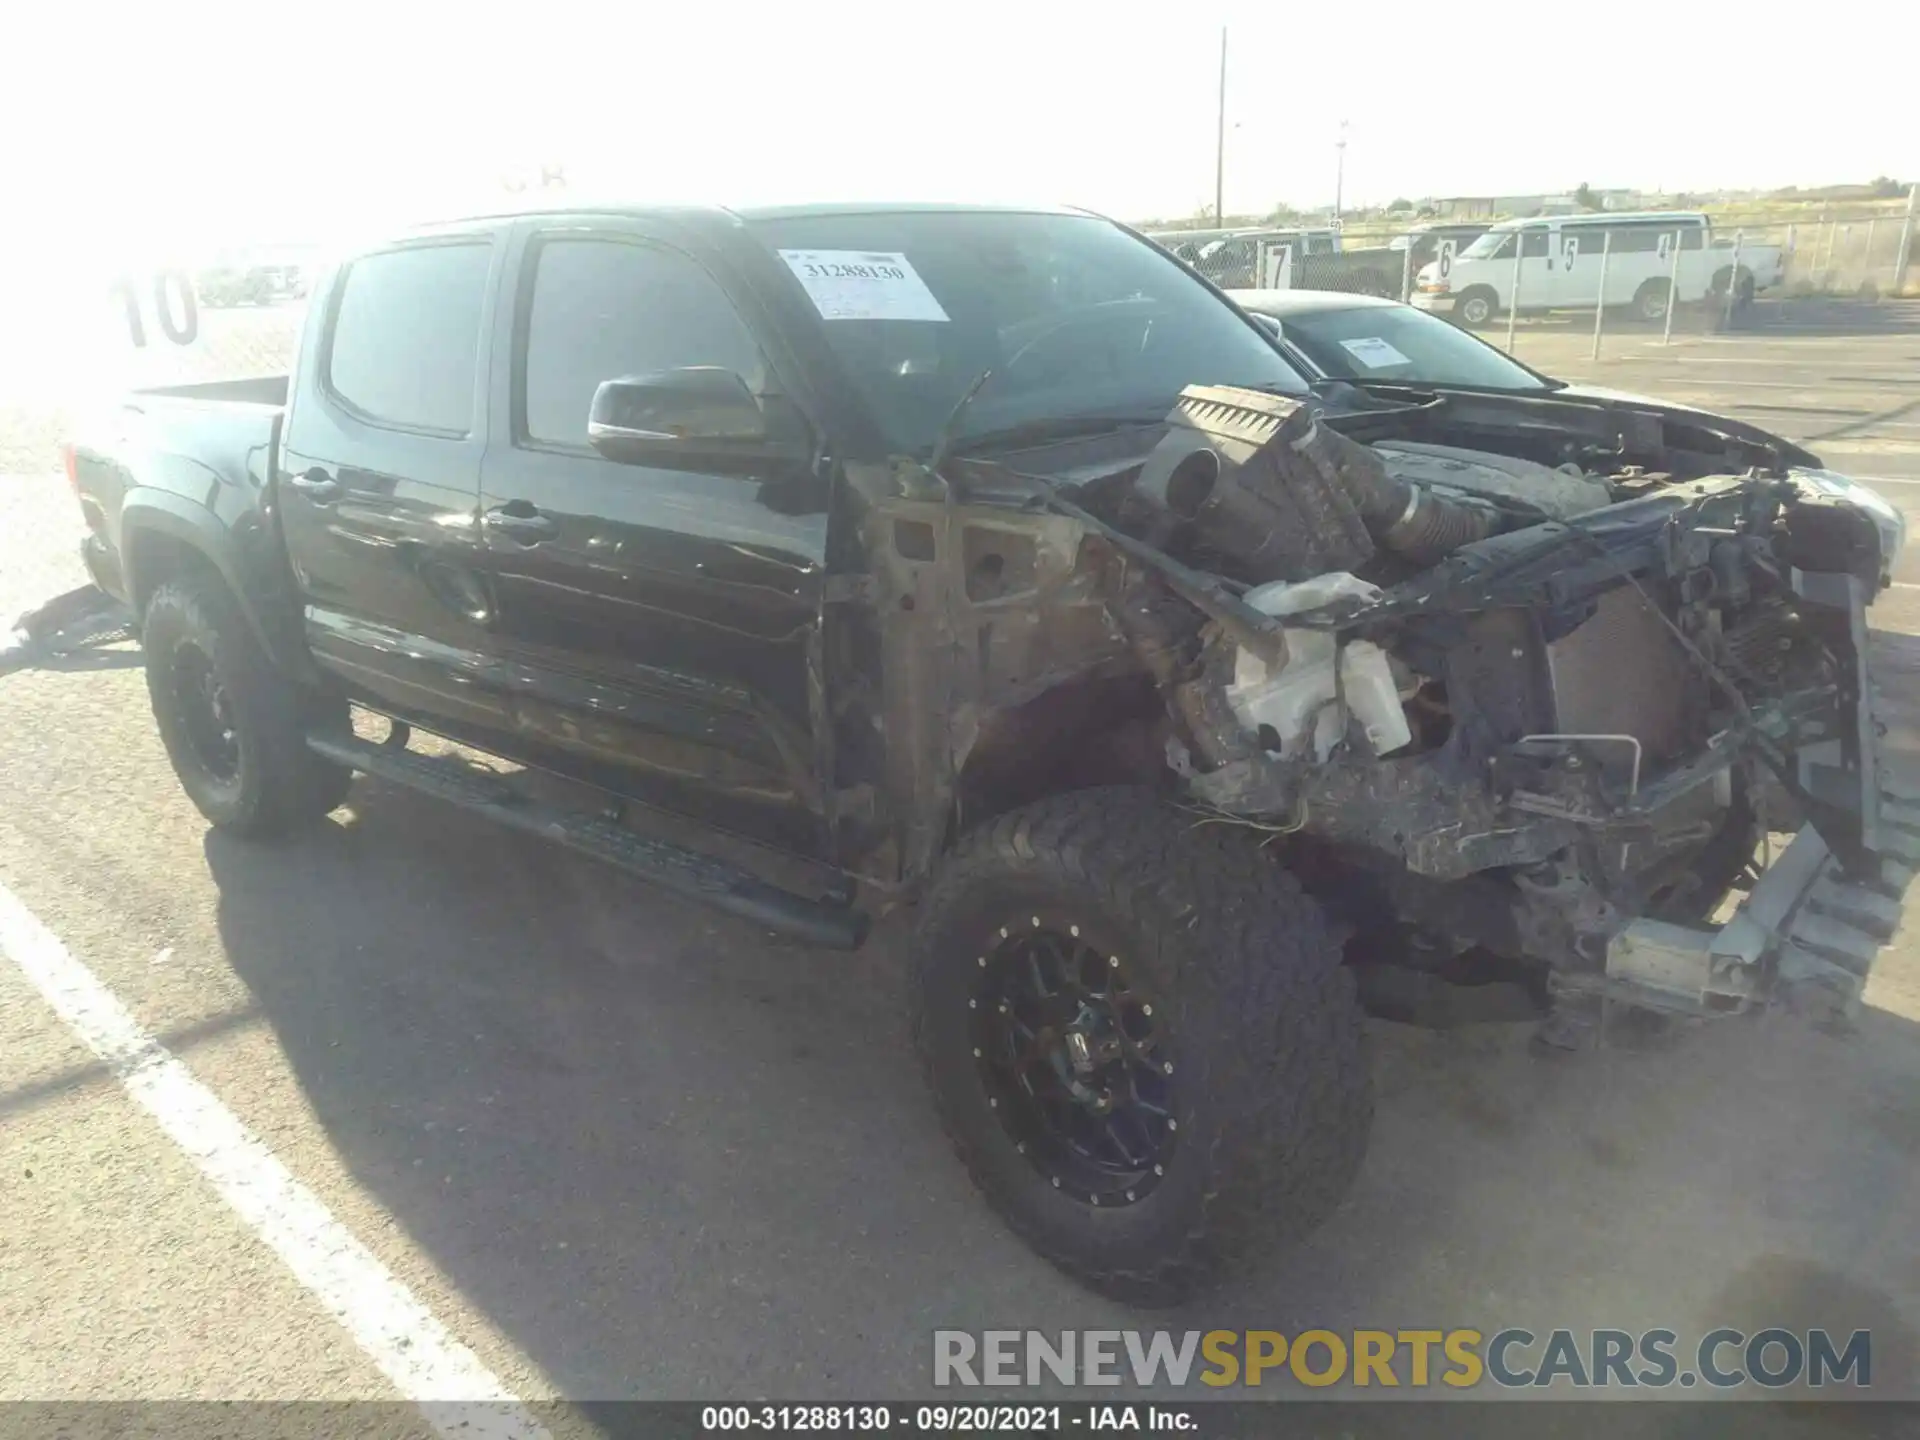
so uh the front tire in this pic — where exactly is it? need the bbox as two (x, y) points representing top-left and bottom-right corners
(143, 572), (350, 837)
(911, 788), (1371, 1305)
(1632, 278), (1672, 323)
(1455, 286), (1498, 327)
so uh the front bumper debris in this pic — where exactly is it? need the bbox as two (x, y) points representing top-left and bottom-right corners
(1605, 751), (1914, 1027)
(0, 583), (136, 676)
(1605, 817), (1906, 1023)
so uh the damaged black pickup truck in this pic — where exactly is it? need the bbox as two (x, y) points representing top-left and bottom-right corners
(67, 202), (1913, 1303)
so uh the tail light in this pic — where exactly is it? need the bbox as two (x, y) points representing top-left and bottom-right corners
(60, 441), (79, 496)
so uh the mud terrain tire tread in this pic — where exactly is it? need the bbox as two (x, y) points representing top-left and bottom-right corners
(143, 573), (349, 837)
(911, 787), (1370, 1305)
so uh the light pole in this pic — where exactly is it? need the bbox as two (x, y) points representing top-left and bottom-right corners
(1333, 120), (1349, 224)
(1214, 27), (1227, 225)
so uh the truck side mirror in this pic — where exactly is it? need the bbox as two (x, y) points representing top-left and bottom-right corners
(587, 369), (807, 473)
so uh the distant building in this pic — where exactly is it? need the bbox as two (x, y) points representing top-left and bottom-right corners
(1431, 190), (1639, 219)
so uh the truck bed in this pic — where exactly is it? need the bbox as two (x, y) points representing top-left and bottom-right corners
(124, 374), (289, 410)
(71, 375), (291, 605)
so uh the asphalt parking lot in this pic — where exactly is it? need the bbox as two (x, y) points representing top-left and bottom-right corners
(4, 300), (1920, 1432)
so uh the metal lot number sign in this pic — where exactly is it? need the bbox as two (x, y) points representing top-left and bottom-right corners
(112, 272), (199, 348)
(1436, 240), (1456, 281)
(1563, 235), (1580, 271)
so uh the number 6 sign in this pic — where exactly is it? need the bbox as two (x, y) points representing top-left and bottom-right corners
(1436, 239), (1456, 281)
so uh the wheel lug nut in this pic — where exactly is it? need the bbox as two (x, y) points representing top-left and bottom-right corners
(989, 1098), (997, 1108)
(968, 999), (976, 1009)
(1051, 1176), (1061, 1188)
(1167, 1119), (1178, 1131)
(1090, 1195), (1100, 1206)
(1109, 956), (1120, 968)
(1125, 1190), (1136, 1201)
(1142, 1003), (1153, 1016)
(1070, 925), (1080, 937)
(1153, 1164), (1164, 1176)
(972, 1047), (982, 1057)
(999, 927), (1009, 938)
(977, 956), (987, 967)
(1163, 1062), (1174, 1075)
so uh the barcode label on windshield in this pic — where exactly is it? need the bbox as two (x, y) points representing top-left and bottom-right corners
(1339, 337), (1412, 369)
(777, 250), (950, 322)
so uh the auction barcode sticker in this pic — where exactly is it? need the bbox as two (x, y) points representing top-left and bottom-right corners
(777, 250), (950, 322)
(1338, 336), (1413, 369)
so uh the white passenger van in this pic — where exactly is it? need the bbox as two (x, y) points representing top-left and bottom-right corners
(1410, 212), (1778, 327)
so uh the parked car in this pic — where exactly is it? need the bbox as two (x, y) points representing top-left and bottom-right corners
(1411, 211), (1785, 326)
(194, 263), (276, 308)
(66, 201), (1907, 1304)
(1152, 226), (1398, 296)
(1234, 288), (1904, 578)
(1388, 222), (1492, 286)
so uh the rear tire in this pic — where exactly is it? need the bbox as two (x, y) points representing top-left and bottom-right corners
(1455, 286), (1498, 327)
(1711, 265), (1756, 310)
(911, 788), (1371, 1305)
(143, 572), (350, 837)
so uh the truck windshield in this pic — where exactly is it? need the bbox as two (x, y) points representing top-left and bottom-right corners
(1274, 303), (1555, 392)
(745, 210), (1308, 454)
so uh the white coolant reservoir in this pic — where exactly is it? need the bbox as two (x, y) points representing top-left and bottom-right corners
(1227, 573), (1412, 761)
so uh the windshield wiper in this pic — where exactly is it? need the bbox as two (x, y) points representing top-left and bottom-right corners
(947, 412), (1169, 456)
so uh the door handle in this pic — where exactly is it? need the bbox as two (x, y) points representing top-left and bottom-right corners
(485, 502), (558, 543)
(287, 468), (342, 502)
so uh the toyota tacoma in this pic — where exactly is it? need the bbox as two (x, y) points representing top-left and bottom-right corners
(65, 202), (1912, 1304)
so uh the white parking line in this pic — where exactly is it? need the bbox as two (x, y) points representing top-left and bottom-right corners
(0, 879), (552, 1437)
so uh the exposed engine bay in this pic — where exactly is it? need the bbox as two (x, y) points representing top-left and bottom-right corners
(846, 382), (1900, 1028)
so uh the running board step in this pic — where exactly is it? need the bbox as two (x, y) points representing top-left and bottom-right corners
(307, 734), (867, 950)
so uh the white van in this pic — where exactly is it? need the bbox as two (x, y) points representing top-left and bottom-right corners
(1410, 212), (1778, 327)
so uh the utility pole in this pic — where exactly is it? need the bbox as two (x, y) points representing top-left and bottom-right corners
(1333, 120), (1349, 224)
(1895, 182), (1919, 297)
(1214, 27), (1227, 225)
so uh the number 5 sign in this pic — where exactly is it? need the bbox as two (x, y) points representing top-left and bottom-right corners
(1562, 236), (1580, 272)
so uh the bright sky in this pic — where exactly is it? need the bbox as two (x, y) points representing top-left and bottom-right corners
(5, 0), (1914, 284)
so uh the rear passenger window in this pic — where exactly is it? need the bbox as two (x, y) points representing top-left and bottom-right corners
(1520, 230), (1551, 258)
(326, 243), (491, 434)
(521, 239), (766, 448)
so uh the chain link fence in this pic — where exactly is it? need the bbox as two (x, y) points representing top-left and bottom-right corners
(1145, 202), (1918, 374)
(1150, 200), (1915, 306)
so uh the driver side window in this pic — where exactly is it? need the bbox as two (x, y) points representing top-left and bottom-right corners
(519, 237), (769, 448)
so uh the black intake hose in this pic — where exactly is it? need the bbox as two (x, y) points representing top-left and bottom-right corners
(1287, 413), (1498, 567)
(1135, 386), (1498, 582)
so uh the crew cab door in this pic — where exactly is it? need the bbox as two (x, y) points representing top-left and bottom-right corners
(476, 221), (832, 856)
(279, 230), (508, 729)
